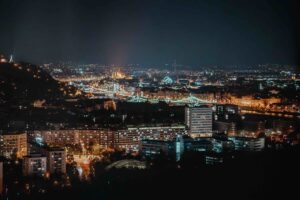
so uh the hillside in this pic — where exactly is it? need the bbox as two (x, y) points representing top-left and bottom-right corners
(0, 61), (79, 105)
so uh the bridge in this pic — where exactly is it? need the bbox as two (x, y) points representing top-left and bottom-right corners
(127, 94), (212, 105)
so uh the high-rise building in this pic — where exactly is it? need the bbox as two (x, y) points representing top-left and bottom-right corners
(185, 105), (213, 137)
(43, 147), (66, 174)
(0, 161), (3, 195)
(23, 154), (47, 176)
(26, 143), (66, 175)
(0, 132), (27, 159)
(184, 137), (213, 152)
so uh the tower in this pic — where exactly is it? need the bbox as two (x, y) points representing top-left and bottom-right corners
(185, 105), (213, 138)
(9, 55), (13, 63)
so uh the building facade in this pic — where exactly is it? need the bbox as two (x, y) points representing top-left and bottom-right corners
(0, 132), (27, 159)
(185, 106), (213, 137)
(43, 147), (66, 174)
(141, 136), (215, 161)
(0, 161), (3, 195)
(115, 125), (187, 152)
(228, 136), (265, 151)
(23, 154), (47, 176)
(26, 143), (67, 175)
(140, 139), (175, 158)
(29, 129), (114, 150)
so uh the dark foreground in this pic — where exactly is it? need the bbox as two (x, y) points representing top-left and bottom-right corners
(3, 145), (297, 200)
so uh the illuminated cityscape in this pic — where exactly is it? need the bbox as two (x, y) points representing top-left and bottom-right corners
(1, 0), (300, 199)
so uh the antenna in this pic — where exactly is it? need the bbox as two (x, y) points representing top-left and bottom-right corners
(9, 54), (13, 63)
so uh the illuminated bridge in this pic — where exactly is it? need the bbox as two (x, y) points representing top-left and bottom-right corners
(127, 94), (211, 105)
(172, 94), (211, 104)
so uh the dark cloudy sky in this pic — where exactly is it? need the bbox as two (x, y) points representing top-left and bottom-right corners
(0, 0), (299, 66)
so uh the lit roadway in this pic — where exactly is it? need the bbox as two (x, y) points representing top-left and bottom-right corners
(241, 109), (300, 119)
(54, 76), (105, 82)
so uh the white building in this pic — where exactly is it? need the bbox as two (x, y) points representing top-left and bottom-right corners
(44, 147), (66, 174)
(23, 154), (47, 176)
(185, 105), (213, 137)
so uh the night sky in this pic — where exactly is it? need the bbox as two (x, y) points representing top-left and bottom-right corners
(0, 0), (299, 66)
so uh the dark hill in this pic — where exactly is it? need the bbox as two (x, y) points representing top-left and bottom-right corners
(0, 62), (77, 105)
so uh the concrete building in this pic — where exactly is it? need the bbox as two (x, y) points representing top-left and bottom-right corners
(23, 154), (47, 176)
(141, 136), (214, 161)
(28, 127), (188, 154)
(115, 125), (187, 152)
(184, 137), (213, 152)
(140, 139), (175, 158)
(43, 147), (66, 174)
(29, 129), (114, 150)
(228, 136), (265, 151)
(185, 105), (213, 137)
(0, 132), (27, 159)
(29, 127), (187, 153)
(27, 143), (66, 175)
(211, 138), (235, 153)
(0, 161), (3, 195)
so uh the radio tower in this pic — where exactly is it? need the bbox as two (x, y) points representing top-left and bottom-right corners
(9, 54), (14, 63)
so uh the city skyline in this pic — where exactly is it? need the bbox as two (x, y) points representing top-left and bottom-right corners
(0, 1), (300, 199)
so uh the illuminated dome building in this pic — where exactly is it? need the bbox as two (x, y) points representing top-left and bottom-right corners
(161, 76), (174, 85)
(112, 69), (126, 79)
